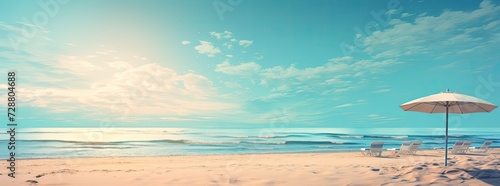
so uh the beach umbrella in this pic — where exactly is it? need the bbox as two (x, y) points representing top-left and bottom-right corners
(400, 90), (497, 166)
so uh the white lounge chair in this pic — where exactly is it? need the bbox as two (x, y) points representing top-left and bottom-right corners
(406, 141), (422, 155)
(468, 140), (492, 154)
(451, 140), (472, 154)
(361, 142), (384, 157)
(387, 141), (411, 154)
(461, 141), (472, 153)
(450, 140), (464, 153)
(389, 141), (421, 155)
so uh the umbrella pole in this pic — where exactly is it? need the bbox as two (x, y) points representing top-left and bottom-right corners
(445, 106), (449, 166)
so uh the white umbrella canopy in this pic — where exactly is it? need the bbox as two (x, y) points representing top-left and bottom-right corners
(400, 91), (497, 114)
(400, 90), (497, 166)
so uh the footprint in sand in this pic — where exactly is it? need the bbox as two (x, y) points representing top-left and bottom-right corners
(413, 167), (424, 171)
(26, 180), (38, 184)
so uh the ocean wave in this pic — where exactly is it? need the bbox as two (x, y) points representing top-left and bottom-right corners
(366, 135), (409, 139)
(330, 141), (347, 144)
(258, 135), (288, 138)
(315, 146), (332, 149)
(0, 139), (360, 146)
(285, 141), (358, 145)
(247, 147), (274, 150)
(338, 135), (364, 138)
(244, 141), (286, 145)
(12, 139), (122, 145)
(55, 146), (134, 149)
(207, 134), (290, 139)
(230, 135), (250, 138)
(315, 133), (346, 137)
(149, 139), (242, 145)
(183, 140), (241, 145)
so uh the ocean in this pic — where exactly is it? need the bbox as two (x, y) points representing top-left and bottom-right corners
(1, 128), (499, 159)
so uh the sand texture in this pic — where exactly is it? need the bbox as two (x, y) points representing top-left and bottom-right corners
(1, 149), (499, 186)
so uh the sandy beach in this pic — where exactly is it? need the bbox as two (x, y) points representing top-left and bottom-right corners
(1, 149), (499, 186)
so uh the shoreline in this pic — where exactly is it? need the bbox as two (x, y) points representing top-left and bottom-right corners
(4, 147), (498, 161)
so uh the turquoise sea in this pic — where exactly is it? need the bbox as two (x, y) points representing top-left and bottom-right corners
(1, 128), (498, 159)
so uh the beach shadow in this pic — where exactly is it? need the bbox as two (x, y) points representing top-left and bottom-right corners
(411, 154), (440, 157)
(449, 153), (488, 157)
(357, 155), (397, 159)
(462, 153), (489, 157)
(377, 156), (400, 159)
(463, 168), (500, 185)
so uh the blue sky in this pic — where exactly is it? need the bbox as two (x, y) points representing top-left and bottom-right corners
(0, 0), (499, 128)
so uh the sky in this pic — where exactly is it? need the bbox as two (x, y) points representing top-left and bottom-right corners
(0, 0), (499, 129)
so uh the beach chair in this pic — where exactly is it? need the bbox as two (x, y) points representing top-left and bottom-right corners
(468, 140), (492, 154)
(450, 140), (465, 154)
(387, 141), (411, 154)
(407, 141), (422, 155)
(360, 142), (384, 157)
(461, 141), (472, 153)
(451, 140), (472, 154)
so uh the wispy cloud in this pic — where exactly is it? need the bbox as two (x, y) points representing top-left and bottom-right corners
(181, 40), (191, 45)
(18, 62), (239, 116)
(374, 89), (391, 93)
(239, 40), (253, 48)
(194, 41), (221, 57)
(210, 31), (233, 39)
(333, 103), (354, 109)
(362, 0), (500, 59)
(215, 61), (261, 76)
(401, 12), (413, 18)
(367, 114), (400, 121)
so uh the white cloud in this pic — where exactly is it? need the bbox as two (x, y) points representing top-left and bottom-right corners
(367, 114), (400, 121)
(333, 103), (354, 109)
(374, 89), (391, 93)
(0, 24), (253, 123)
(215, 55), (400, 99)
(401, 13), (413, 17)
(362, 0), (500, 59)
(260, 57), (399, 81)
(484, 20), (500, 30)
(271, 85), (290, 92)
(19, 63), (237, 116)
(239, 40), (253, 48)
(223, 42), (233, 49)
(386, 9), (398, 15)
(215, 61), (261, 76)
(194, 41), (221, 57)
(181, 40), (191, 45)
(210, 31), (233, 39)
(333, 87), (353, 93)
